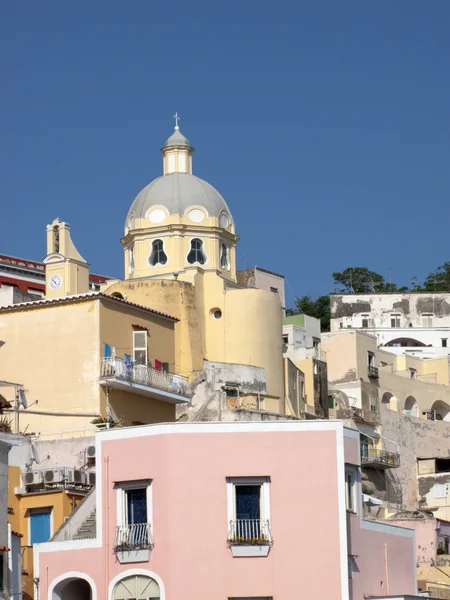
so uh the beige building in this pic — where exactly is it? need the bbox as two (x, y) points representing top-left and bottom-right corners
(323, 329), (450, 517)
(0, 293), (190, 436)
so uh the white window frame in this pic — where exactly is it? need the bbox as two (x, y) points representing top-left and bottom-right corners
(390, 314), (401, 328)
(133, 330), (148, 364)
(345, 466), (357, 513)
(116, 479), (153, 529)
(361, 314), (369, 328)
(433, 483), (447, 499)
(226, 476), (270, 527)
(422, 313), (433, 327)
(369, 397), (377, 412)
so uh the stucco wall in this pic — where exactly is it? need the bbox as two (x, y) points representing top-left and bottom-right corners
(380, 405), (450, 511)
(0, 441), (10, 549)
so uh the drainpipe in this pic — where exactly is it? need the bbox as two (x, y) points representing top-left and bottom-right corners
(384, 543), (390, 595)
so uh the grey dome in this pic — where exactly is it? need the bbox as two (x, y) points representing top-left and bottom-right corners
(127, 173), (233, 223)
(164, 129), (191, 148)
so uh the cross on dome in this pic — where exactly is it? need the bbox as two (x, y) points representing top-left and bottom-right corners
(173, 112), (180, 130)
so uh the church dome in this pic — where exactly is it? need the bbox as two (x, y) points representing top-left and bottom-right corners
(127, 172), (233, 223)
(126, 120), (233, 228)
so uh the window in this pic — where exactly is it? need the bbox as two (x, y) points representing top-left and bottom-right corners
(301, 381), (305, 399)
(113, 574), (160, 599)
(282, 335), (289, 345)
(269, 286), (278, 293)
(115, 480), (152, 550)
(433, 484), (447, 499)
(313, 338), (320, 358)
(361, 314), (369, 328)
(133, 330), (147, 365)
(149, 239), (167, 266)
(227, 477), (271, 544)
(29, 508), (52, 545)
(220, 243), (230, 270)
(369, 397), (377, 412)
(187, 238), (206, 265)
(367, 352), (375, 369)
(391, 314), (401, 328)
(422, 313), (433, 327)
(442, 339), (448, 348)
(345, 467), (357, 512)
(128, 245), (135, 274)
(410, 369), (417, 380)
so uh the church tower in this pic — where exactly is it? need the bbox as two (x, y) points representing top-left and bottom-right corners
(121, 115), (239, 282)
(43, 219), (90, 298)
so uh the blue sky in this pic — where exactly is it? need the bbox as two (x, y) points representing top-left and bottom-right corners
(2, 1), (449, 307)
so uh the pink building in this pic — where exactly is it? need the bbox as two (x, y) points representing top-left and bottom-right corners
(35, 421), (418, 600)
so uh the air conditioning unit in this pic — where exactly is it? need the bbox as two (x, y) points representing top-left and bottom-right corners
(43, 468), (64, 484)
(86, 445), (96, 461)
(65, 469), (83, 485)
(88, 471), (96, 486)
(22, 470), (41, 486)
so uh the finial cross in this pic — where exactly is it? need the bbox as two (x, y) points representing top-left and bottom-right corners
(173, 112), (180, 129)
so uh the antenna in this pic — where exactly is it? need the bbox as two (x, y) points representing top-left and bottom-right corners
(20, 389), (27, 409)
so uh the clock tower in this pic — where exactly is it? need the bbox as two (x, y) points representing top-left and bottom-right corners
(43, 218), (90, 299)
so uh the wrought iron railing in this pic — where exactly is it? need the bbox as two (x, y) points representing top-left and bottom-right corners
(113, 523), (154, 552)
(227, 519), (272, 545)
(368, 365), (379, 378)
(101, 357), (191, 398)
(360, 448), (400, 468)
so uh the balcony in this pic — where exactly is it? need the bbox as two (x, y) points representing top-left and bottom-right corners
(227, 519), (272, 557)
(361, 448), (400, 469)
(100, 357), (191, 404)
(368, 365), (379, 378)
(114, 523), (154, 563)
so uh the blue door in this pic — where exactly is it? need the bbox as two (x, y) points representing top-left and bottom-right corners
(30, 510), (51, 545)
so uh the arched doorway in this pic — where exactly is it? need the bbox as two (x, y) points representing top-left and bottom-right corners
(405, 396), (418, 416)
(52, 576), (93, 600)
(432, 401), (450, 421)
(113, 574), (160, 599)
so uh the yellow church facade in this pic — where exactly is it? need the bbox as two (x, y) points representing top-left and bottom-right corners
(101, 122), (285, 402)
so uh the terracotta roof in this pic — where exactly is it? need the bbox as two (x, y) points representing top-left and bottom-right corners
(0, 292), (178, 322)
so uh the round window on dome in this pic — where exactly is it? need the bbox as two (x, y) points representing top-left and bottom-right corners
(148, 209), (166, 224)
(188, 209), (205, 223)
(219, 213), (229, 228)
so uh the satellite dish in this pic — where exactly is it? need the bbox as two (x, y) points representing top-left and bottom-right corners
(31, 445), (40, 463)
(19, 389), (27, 409)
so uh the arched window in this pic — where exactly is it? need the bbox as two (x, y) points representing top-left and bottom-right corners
(113, 574), (160, 599)
(187, 238), (206, 265)
(129, 245), (135, 274)
(220, 243), (229, 270)
(53, 225), (60, 253)
(149, 240), (167, 266)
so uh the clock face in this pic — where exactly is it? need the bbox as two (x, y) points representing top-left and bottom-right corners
(49, 274), (62, 290)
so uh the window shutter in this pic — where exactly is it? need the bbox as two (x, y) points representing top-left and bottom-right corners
(104, 343), (111, 358)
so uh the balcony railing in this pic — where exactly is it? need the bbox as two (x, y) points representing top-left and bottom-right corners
(101, 357), (192, 398)
(227, 519), (272, 545)
(113, 523), (154, 552)
(368, 365), (379, 378)
(361, 448), (400, 468)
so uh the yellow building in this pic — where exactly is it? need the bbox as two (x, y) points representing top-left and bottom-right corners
(0, 291), (189, 436)
(99, 122), (285, 403)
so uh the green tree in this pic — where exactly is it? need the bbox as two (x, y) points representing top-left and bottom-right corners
(423, 261), (450, 292)
(332, 267), (407, 293)
(288, 295), (331, 332)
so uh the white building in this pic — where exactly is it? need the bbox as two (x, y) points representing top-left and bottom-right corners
(330, 292), (450, 358)
(282, 314), (321, 362)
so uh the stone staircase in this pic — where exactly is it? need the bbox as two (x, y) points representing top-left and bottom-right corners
(73, 508), (96, 540)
